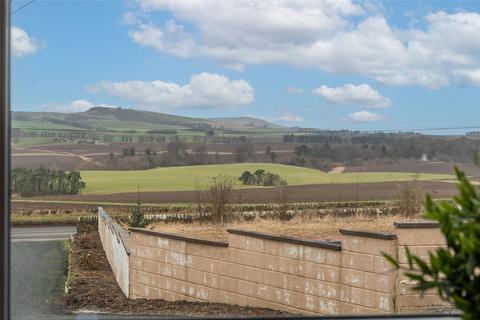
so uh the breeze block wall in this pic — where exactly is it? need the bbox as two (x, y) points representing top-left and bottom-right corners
(125, 221), (450, 316)
(394, 222), (448, 313)
(98, 208), (130, 297)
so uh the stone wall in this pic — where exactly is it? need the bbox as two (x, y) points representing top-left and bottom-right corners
(126, 222), (449, 316)
(98, 208), (130, 297)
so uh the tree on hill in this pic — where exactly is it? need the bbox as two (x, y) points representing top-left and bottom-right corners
(238, 170), (287, 187)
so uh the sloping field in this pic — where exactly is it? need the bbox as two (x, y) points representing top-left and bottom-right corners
(80, 163), (452, 194)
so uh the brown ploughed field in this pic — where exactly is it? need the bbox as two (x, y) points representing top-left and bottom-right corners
(25, 180), (458, 206)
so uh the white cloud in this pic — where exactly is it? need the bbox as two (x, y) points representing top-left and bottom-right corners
(11, 26), (39, 57)
(286, 86), (303, 94)
(87, 72), (255, 110)
(37, 100), (121, 113)
(313, 84), (391, 108)
(347, 111), (383, 122)
(121, 12), (145, 26)
(452, 68), (480, 86)
(125, 2), (480, 88)
(129, 21), (196, 58)
(273, 113), (304, 123)
(38, 100), (96, 113)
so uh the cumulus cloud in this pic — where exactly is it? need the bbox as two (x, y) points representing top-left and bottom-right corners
(347, 111), (383, 122)
(11, 26), (39, 57)
(36, 100), (117, 113)
(87, 72), (255, 110)
(313, 84), (391, 108)
(125, 2), (480, 88)
(286, 86), (303, 94)
(273, 113), (304, 123)
(36, 100), (123, 113)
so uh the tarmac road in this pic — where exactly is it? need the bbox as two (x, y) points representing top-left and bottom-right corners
(11, 226), (77, 242)
(9, 227), (180, 320)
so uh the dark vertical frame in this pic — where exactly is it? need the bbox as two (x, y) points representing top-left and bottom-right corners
(0, 0), (10, 319)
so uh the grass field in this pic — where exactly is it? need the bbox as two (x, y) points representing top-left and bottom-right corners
(79, 163), (453, 194)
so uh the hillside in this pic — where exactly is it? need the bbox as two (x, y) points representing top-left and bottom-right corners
(209, 117), (285, 129)
(12, 107), (283, 132)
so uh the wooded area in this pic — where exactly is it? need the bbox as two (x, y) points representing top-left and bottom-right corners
(11, 167), (85, 197)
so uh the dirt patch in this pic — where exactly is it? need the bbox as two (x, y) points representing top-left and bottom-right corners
(329, 166), (345, 174)
(152, 214), (414, 242)
(65, 231), (292, 317)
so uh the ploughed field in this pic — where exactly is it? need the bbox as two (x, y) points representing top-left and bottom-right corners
(79, 163), (451, 194)
(12, 180), (459, 210)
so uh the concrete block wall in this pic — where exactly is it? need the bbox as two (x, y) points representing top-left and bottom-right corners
(98, 208), (130, 297)
(126, 221), (450, 316)
(338, 229), (397, 314)
(394, 222), (448, 313)
(93, 208), (450, 316)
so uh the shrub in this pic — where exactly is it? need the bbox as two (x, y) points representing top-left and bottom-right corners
(384, 167), (480, 320)
(129, 203), (147, 228)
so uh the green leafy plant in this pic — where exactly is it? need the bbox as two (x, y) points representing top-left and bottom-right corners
(129, 186), (147, 228)
(129, 203), (147, 228)
(383, 167), (480, 319)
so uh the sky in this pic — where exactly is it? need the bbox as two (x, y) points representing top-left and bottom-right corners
(10, 0), (480, 134)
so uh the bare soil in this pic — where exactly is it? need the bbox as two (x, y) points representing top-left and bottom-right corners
(346, 161), (480, 178)
(65, 231), (292, 317)
(29, 180), (459, 205)
(153, 214), (414, 242)
(12, 142), (299, 170)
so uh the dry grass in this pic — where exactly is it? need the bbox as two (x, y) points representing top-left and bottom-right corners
(152, 214), (421, 242)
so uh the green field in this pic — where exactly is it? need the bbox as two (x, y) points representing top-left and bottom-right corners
(80, 163), (453, 194)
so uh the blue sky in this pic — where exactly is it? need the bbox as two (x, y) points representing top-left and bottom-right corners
(10, 0), (480, 133)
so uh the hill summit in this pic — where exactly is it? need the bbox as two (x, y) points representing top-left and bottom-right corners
(12, 106), (283, 132)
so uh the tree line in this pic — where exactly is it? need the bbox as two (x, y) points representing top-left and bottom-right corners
(11, 167), (86, 197)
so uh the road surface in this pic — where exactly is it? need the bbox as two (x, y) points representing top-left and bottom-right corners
(11, 226), (77, 242)
(10, 226), (178, 319)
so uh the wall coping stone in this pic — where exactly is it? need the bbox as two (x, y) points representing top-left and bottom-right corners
(227, 228), (342, 251)
(394, 221), (440, 229)
(339, 229), (397, 240)
(99, 207), (130, 255)
(129, 227), (228, 247)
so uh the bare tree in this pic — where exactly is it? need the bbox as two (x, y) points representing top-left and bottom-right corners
(208, 173), (236, 224)
(275, 182), (293, 221)
(234, 143), (254, 162)
(193, 176), (207, 213)
(396, 174), (423, 217)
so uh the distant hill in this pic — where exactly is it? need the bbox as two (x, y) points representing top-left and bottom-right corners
(12, 107), (284, 132)
(210, 117), (285, 129)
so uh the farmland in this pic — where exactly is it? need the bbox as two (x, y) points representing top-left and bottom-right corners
(10, 106), (476, 210)
(79, 163), (452, 194)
